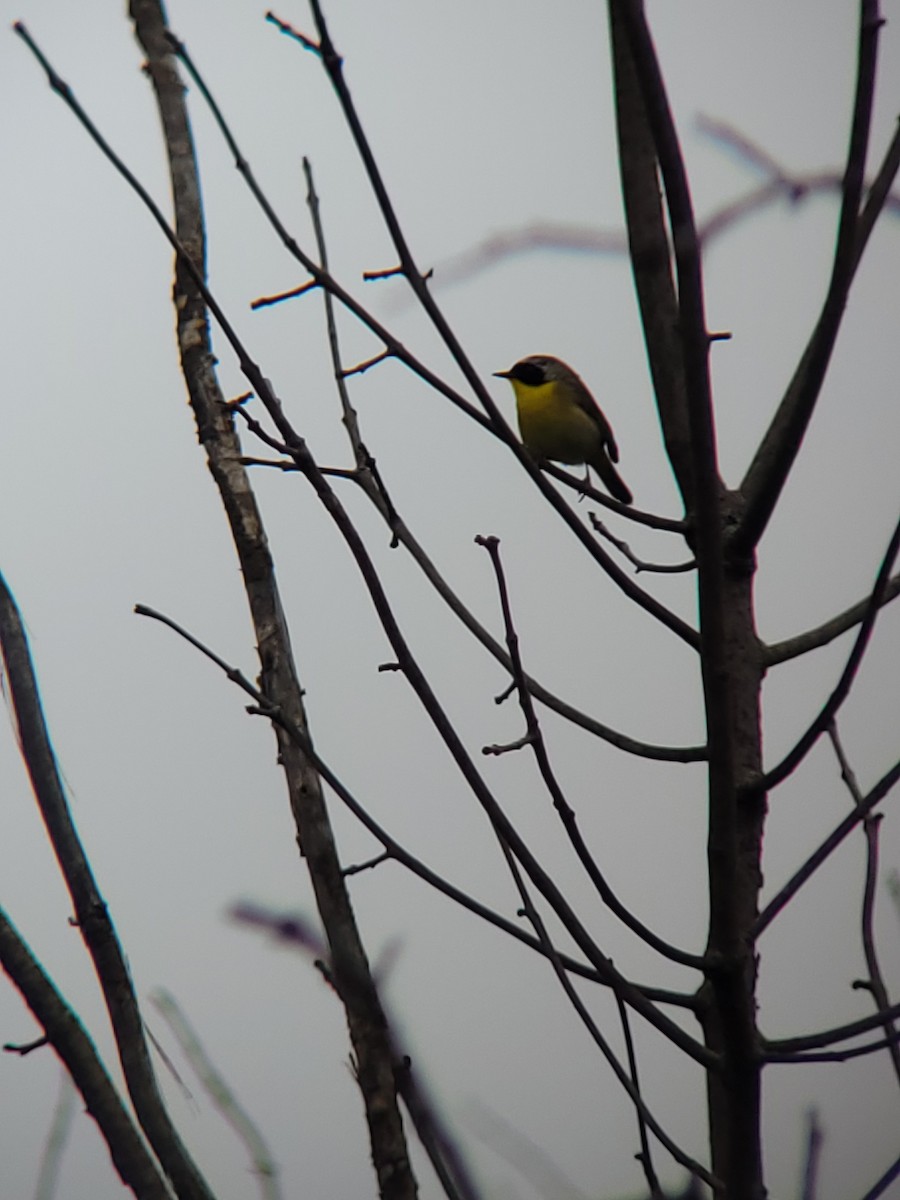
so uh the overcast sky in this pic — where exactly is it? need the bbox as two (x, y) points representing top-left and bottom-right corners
(3, 3), (900, 1198)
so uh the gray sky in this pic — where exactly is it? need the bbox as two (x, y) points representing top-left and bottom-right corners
(2, 2), (900, 1198)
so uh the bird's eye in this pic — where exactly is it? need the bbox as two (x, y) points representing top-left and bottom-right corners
(513, 361), (545, 386)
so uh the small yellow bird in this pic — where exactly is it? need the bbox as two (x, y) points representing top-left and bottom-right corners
(494, 355), (633, 505)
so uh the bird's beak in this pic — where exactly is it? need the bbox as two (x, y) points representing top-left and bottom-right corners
(493, 369), (512, 379)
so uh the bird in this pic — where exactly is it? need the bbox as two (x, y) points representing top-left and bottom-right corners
(494, 355), (633, 505)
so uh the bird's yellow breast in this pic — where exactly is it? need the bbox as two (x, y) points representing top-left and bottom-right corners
(511, 378), (601, 467)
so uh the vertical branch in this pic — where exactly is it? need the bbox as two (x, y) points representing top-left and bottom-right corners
(609, 3), (765, 1195)
(606, 3), (693, 505)
(126, 5), (418, 1198)
(612, 991), (662, 1198)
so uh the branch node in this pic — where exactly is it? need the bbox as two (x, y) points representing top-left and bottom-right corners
(482, 733), (535, 756)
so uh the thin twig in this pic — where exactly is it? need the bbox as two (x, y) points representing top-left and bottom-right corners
(300, 161), (702, 762)
(493, 838), (717, 1189)
(764, 573), (900, 665)
(765, 1033), (900, 1064)
(589, 513), (696, 573)
(735, 1), (890, 554)
(858, 1151), (900, 1200)
(134, 603), (709, 1052)
(612, 989), (662, 1197)
(756, 510), (900, 792)
(291, 3), (700, 640)
(828, 723), (900, 1087)
(230, 906), (483, 1200)
(399, 156), (900, 293)
(763, 997), (900, 1056)
(754, 757), (900, 937)
(475, 534), (705, 971)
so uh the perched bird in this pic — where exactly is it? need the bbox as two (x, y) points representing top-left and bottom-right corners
(494, 355), (633, 505)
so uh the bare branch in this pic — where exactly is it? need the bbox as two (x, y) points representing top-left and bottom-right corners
(607, 3), (692, 505)
(230, 907), (483, 1200)
(735, 2), (891, 554)
(0, 907), (171, 1200)
(299, 161), (702, 761)
(828, 725), (900, 1087)
(764, 573), (900, 666)
(755, 511), (900, 792)
(414, 110), (900, 298)
(0, 568), (216, 1200)
(289, 3), (700, 643)
(754, 757), (900, 937)
(763, 998), (900, 1056)
(493, 838), (718, 1190)
(263, 9), (320, 53)
(764, 1033), (900, 1064)
(859, 1152), (900, 1200)
(589, 513), (696, 574)
(134, 602), (709, 1057)
(612, 990), (662, 1198)
(475, 534), (705, 971)
(128, 8), (418, 1196)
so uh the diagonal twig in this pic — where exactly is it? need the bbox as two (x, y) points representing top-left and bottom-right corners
(0, 569), (216, 1200)
(764, 573), (900, 666)
(755, 510), (900, 792)
(753, 756), (900, 937)
(475, 533), (705, 972)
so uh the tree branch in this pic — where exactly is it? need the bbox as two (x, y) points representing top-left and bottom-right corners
(828, 724), (900, 1087)
(134, 601), (710, 1061)
(0, 907), (171, 1200)
(607, 2), (693, 506)
(763, 998), (900, 1056)
(493, 839), (718, 1190)
(734, 1), (889, 555)
(764, 573), (900, 665)
(299, 159), (703, 762)
(755, 510), (900, 792)
(269, 4), (700, 645)
(0, 569), (215, 1200)
(128, 8), (417, 1196)
(753, 757), (900, 937)
(476, 534), (705, 971)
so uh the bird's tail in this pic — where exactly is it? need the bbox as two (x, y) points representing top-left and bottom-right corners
(591, 454), (633, 505)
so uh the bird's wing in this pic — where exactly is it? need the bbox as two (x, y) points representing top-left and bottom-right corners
(573, 384), (619, 463)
